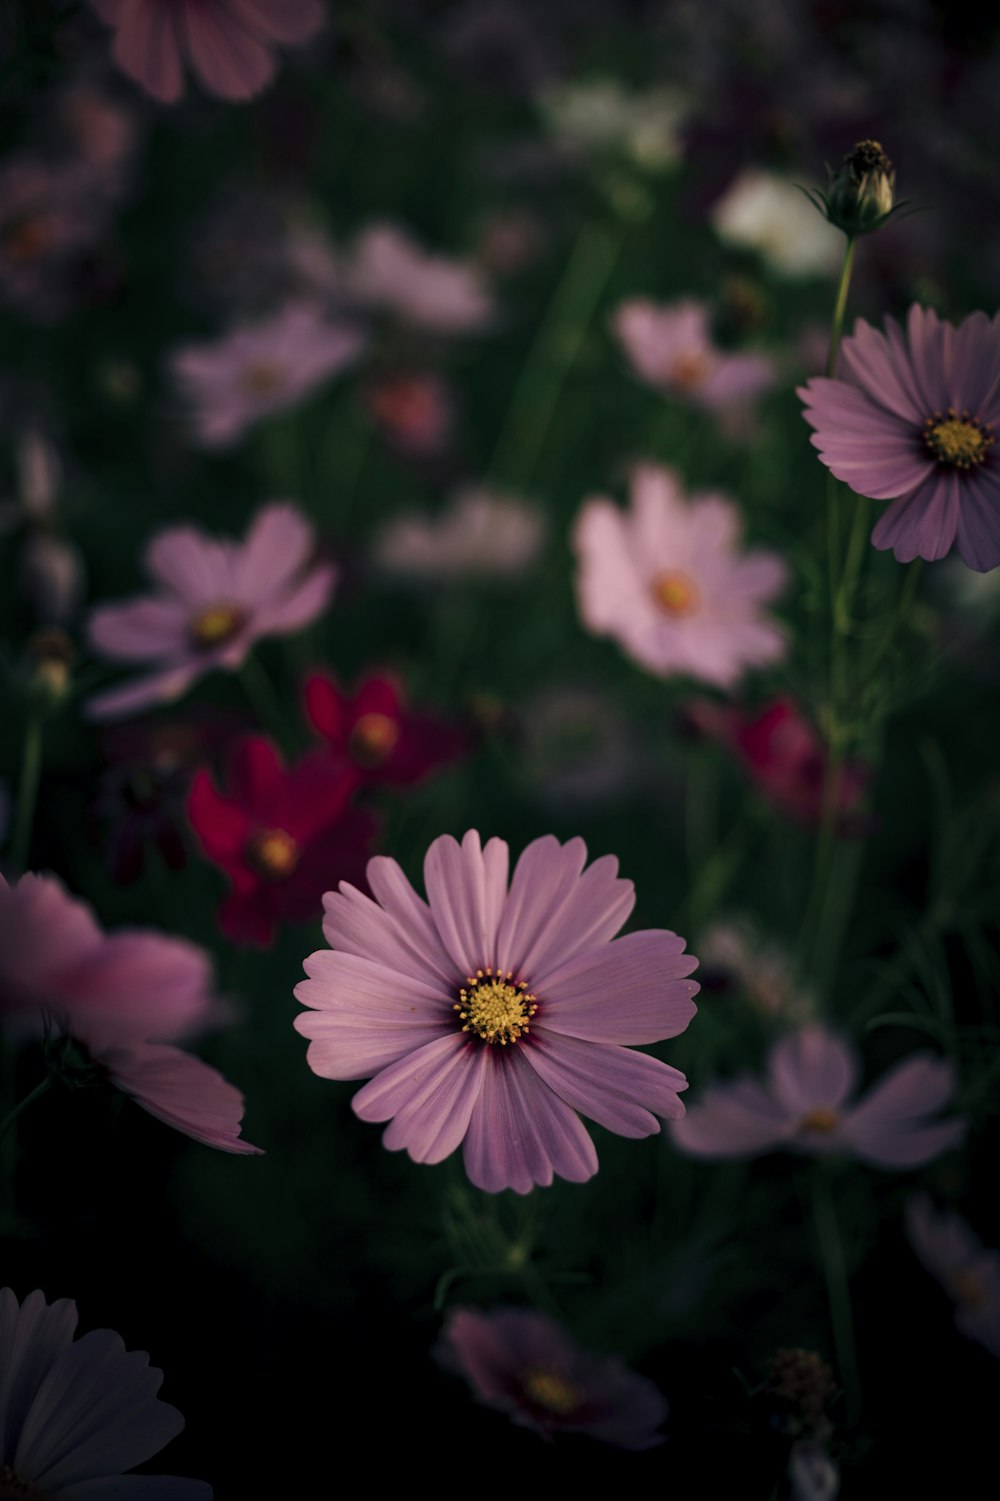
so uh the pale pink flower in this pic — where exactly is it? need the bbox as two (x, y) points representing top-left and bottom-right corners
(0, 156), (107, 322)
(0, 1287), (210, 1497)
(374, 488), (546, 581)
(906, 1194), (1000, 1357)
(572, 463), (787, 688)
(671, 1025), (965, 1168)
(171, 300), (364, 449)
(90, 0), (324, 105)
(87, 502), (335, 720)
(345, 223), (495, 335)
(613, 297), (777, 413)
(0, 872), (260, 1155)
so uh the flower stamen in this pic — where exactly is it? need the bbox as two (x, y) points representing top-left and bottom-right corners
(454, 966), (537, 1046)
(242, 359), (287, 396)
(651, 570), (700, 617)
(246, 828), (300, 880)
(521, 1367), (581, 1416)
(350, 712), (400, 765)
(189, 602), (245, 650)
(799, 1106), (841, 1134)
(922, 408), (994, 470)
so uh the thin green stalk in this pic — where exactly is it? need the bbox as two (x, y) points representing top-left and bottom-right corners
(862, 559), (924, 686)
(239, 655), (288, 749)
(811, 1169), (861, 1426)
(10, 711), (43, 873)
(825, 238), (856, 378)
(0, 1073), (53, 1148)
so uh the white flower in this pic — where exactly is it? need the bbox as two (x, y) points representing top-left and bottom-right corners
(711, 168), (842, 279)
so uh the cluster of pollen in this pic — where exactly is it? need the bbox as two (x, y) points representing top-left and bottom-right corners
(242, 358), (287, 396)
(0, 1466), (39, 1499)
(922, 408), (994, 470)
(246, 827), (301, 880)
(669, 350), (712, 391)
(521, 1367), (582, 1416)
(650, 569), (701, 618)
(799, 1106), (841, 1134)
(454, 967), (537, 1046)
(188, 601), (246, 650)
(350, 711), (400, 766)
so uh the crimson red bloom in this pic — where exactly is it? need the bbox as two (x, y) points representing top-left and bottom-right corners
(187, 735), (376, 947)
(304, 670), (469, 787)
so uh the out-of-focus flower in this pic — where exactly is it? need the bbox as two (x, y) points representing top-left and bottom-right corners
(520, 684), (638, 810)
(766, 1347), (836, 1439)
(171, 301), (364, 449)
(344, 223), (494, 336)
(0, 156), (108, 322)
(364, 370), (456, 458)
(573, 464), (787, 688)
(373, 488), (546, 582)
(87, 502), (335, 721)
(613, 297), (778, 415)
(0, 872), (259, 1154)
(304, 670), (469, 787)
(56, 80), (139, 176)
(540, 78), (686, 173)
(710, 168), (842, 279)
(295, 830), (698, 1193)
(90, 0), (324, 105)
(697, 918), (814, 1021)
(188, 735), (376, 947)
(438, 1306), (667, 1449)
(0, 1287), (211, 1497)
(685, 697), (870, 829)
(0, 430), (85, 624)
(476, 210), (545, 277)
(671, 1025), (964, 1168)
(906, 1194), (1000, 1357)
(799, 305), (1000, 571)
(788, 1441), (841, 1501)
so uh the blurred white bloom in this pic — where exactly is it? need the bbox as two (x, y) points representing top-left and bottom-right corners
(373, 488), (545, 581)
(711, 168), (842, 278)
(788, 1442), (840, 1501)
(540, 79), (687, 172)
(0, 430), (85, 623)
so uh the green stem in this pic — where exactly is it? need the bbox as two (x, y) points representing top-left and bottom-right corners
(826, 238), (856, 378)
(862, 559), (924, 686)
(239, 655), (288, 749)
(10, 711), (43, 873)
(0, 1073), (53, 1148)
(811, 1169), (861, 1426)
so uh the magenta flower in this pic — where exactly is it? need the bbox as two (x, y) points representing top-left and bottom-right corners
(0, 871), (260, 1155)
(295, 830), (699, 1193)
(171, 301), (364, 449)
(613, 297), (777, 412)
(671, 1025), (964, 1168)
(90, 0), (323, 105)
(87, 502), (335, 720)
(572, 463), (788, 687)
(0, 1287), (210, 1496)
(906, 1195), (1000, 1357)
(438, 1306), (667, 1449)
(799, 305), (1000, 570)
(345, 222), (495, 335)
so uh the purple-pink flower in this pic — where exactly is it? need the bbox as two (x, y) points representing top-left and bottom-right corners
(345, 222), (495, 335)
(438, 1306), (667, 1449)
(906, 1195), (1000, 1357)
(171, 301), (364, 449)
(799, 305), (1000, 571)
(671, 1025), (964, 1168)
(0, 1287), (210, 1496)
(0, 872), (260, 1155)
(90, 0), (323, 105)
(572, 463), (788, 687)
(87, 502), (335, 720)
(294, 830), (699, 1194)
(613, 297), (777, 413)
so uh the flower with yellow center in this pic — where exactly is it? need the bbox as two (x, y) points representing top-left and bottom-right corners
(799, 1106), (840, 1134)
(453, 966), (537, 1046)
(241, 359), (287, 396)
(669, 350), (712, 391)
(350, 711), (400, 766)
(246, 827), (301, 881)
(188, 602), (246, 651)
(922, 408), (995, 470)
(650, 569), (700, 617)
(521, 1368), (581, 1416)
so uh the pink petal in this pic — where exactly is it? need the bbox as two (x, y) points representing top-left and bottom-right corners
(85, 663), (205, 722)
(870, 471), (961, 563)
(954, 468), (1000, 572)
(111, 0), (185, 104)
(100, 1041), (262, 1155)
(767, 1027), (857, 1114)
(670, 1078), (793, 1157)
(234, 502), (313, 601)
(294, 950), (451, 1079)
(320, 881), (454, 989)
(178, 0), (275, 102)
(462, 1050), (598, 1194)
(905, 304), (951, 415)
(423, 831), (509, 972)
(361, 856), (458, 986)
(251, 563), (336, 637)
(522, 1030), (687, 1137)
(0, 1289), (79, 1462)
(839, 316), (926, 423)
(840, 1054), (964, 1168)
(145, 527), (234, 603)
(353, 1033), (488, 1164)
(537, 930), (698, 1045)
(226, 0), (324, 43)
(494, 836), (634, 980)
(87, 598), (190, 662)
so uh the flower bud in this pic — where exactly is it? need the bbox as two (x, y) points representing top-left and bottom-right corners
(822, 140), (897, 237)
(24, 627), (74, 709)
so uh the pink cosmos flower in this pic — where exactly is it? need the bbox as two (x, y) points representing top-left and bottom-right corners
(613, 297), (777, 413)
(295, 830), (699, 1194)
(799, 305), (1000, 571)
(572, 463), (788, 688)
(0, 872), (260, 1154)
(171, 300), (364, 449)
(671, 1025), (964, 1168)
(345, 223), (495, 335)
(90, 0), (324, 105)
(87, 502), (335, 720)
(906, 1195), (1000, 1357)
(438, 1306), (667, 1449)
(0, 1287), (210, 1497)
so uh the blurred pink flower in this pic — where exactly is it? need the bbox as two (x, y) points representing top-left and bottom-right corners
(906, 1194), (1000, 1357)
(171, 300), (364, 448)
(439, 1306), (667, 1449)
(364, 369), (456, 457)
(295, 830), (698, 1194)
(613, 297), (777, 413)
(0, 1287), (210, 1497)
(87, 502), (335, 720)
(0, 871), (260, 1154)
(346, 222), (495, 334)
(374, 488), (546, 581)
(0, 156), (107, 321)
(799, 305), (1000, 570)
(671, 1025), (965, 1168)
(90, 0), (324, 105)
(573, 463), (787, 688)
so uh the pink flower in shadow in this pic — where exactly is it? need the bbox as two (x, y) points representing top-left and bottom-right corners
(906, 1194), (1000, 1357)
(613, 297), (777, 414)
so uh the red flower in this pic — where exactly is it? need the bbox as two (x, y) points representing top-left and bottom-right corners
(303, 670), (469, 788)
(187, 736), (377, 947)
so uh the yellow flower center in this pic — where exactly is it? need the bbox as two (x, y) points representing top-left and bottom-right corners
(454, 967), (537, 1046)
(950, 1269), (988, 1309)
(650, 570), (700, 617)
(799, 1106), (841, 1134)
(0, 1466), (40, 1499)
(242, 359), (287, 396)
(350, 712), (400, 766)
(188, 602), (246, 650)
(670, 351), (712, 390)
(246, 828), (300, 880)
(923, 408), (994, 469)
(521, 1367), (581, 1416)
